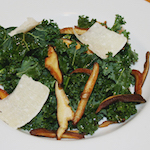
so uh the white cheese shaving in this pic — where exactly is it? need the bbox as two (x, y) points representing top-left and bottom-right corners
(0, 74), (50, 129)
(74, 22), (127, 59)
(8, 17), (40, 36)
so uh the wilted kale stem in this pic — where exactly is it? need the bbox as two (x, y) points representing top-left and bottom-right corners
(27, 32), (44, 41)
(116, 68), (125, 84)
(84, 56), (98, 68)
(22, 34), (30, 51)
(64, 76), (71, 91)
(35, 27), (47, 32)
(64, 48), (77, 91)
(105, 68), (125, 92)
(16, 62), (39, 77)
(72, 49), (77, 67)
(1, 37), (10, 46)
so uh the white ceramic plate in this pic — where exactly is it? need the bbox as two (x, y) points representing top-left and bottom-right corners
(0, 0), (150, 150)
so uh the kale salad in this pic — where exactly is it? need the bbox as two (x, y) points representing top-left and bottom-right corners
(0, 15), (140, 136)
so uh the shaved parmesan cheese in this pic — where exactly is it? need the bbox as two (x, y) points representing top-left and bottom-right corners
(9, 17), (40, 36)
(74, 22), (127, 59)
(0, 74), (50, 129)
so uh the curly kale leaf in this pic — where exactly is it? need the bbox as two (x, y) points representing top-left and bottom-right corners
(77, 112), (99, 135)
(111, 14), (126, 32)
(105, 102), (137, 122)
(16, 56), (42, 79)
(29, 19), (61, 47)
(78, 15), (97, 28)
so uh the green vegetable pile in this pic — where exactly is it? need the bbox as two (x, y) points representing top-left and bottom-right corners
(0, 15), (138, 135)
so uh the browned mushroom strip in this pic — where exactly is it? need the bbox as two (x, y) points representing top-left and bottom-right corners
(62, 38), (93, 54)
(99, 121), (118, 128)
(60, 27), (74, 34)
(96, 94), (146, 113)
(142, 51), (150, 85)
(73, 63), (99, 125)
(74, 26), (88, 34)
(30, 128), (84, 139)
(86, 49), (93, 54)
(45, 46), (63, 85)
(131, 51), (150, 95)
(70, 68), (92, 75)
(60, 26), (88, 35)
(62, 38), (81, 50)
(131, 70), (143, 95)
(30, 128), (56, 138)
(0, 89), (9, 100)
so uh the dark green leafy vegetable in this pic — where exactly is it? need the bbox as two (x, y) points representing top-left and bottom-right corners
(111, 14), (126, 32)
(0, 15), (138, 135)
(105, 101), (137, 122)
(78, 15), (97, 28)
(77, 112), (99, 135)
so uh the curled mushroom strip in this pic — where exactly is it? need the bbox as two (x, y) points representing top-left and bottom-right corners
(96, 94), (146, 113)
(70, 68), (92, 75)
(0, 89), (9, 100)
(30, 128), (84, 139)
(45, 46), (63, 85)
(131, 51), (150, 95)
(73, 62), (99, 125)
(99, 121), (118, 128)
(143, 51), (150, 82)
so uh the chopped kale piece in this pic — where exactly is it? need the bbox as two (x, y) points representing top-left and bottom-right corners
(78, 15), (97, 28)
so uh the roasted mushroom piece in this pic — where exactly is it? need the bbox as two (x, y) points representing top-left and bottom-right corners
(60, 26), (88, 35)
(96, 94), (146, 113)
(0, 89), (9, 100)
(99, 120), (118, 128)
(30, 128), (84, 139)
(73, 62), (99, 125)
(55, 81), (74, 140)
(70, 68), (92, 75)
(45, 46), (63, 85)
(131, 51), (150, 95)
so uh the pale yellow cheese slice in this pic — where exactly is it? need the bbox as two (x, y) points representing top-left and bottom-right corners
(74, 22), (127, 59)
(0, 74), (50, 129)
(9, 17), (40, 36)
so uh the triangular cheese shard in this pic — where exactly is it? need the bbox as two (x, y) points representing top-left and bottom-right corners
(9, 17), (40, 36)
